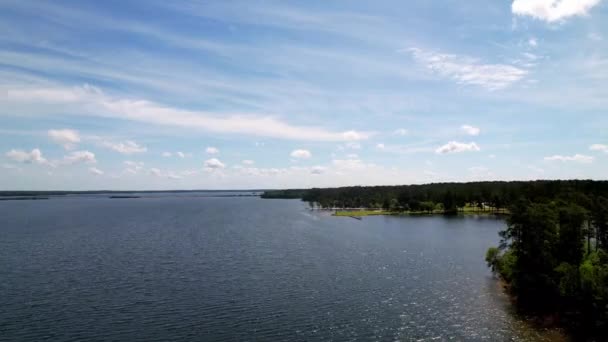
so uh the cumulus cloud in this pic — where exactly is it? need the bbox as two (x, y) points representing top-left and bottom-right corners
(204, 158), (225, 169)
(376, 143), (385, 149)
(206, 147), (219, 155)
(409, 48), (527, 90)
(242, 159), (255, 165)
(176, 151), (185, 158)
(590, 144), (608, 153)
(48, 129), (80, 150)
(461, 124), (481, 136)
(544, 154), (594, 163)
(62, 150), (97, 164)
(102, 140), (147, 154)
(435, 141), (480, 154)
(512, 0), (601, 22)
(6, 148), (48, 164)
(89, 167), (104, 175)
(162, 152), (172, 157)
(528, 38), (538, 47)
(290, 149), (312, 159)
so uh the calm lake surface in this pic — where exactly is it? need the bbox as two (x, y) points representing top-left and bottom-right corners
(0, 194), (562, 341)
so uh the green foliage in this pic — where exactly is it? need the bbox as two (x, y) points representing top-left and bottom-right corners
(485, 247), (501, 273)
(492, 197), (608, 338)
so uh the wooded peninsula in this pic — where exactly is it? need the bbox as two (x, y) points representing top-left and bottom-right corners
(262, 180), (608, 339)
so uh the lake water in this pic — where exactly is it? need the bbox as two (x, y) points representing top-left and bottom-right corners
(0, 194), (562, 341)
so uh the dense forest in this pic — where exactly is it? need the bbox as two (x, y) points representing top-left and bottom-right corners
(262, 180), (608, 213)
(263, 180), (608, 338)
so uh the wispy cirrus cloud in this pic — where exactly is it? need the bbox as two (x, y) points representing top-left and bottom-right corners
(408, 48), (527, 90)
(544, 154), (594, 163)
(5, 85), (372, 142)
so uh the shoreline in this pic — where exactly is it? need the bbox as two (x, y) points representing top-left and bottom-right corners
(323, 209), (510, 217)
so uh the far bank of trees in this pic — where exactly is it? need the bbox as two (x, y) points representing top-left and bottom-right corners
(262, 180), (608, 214)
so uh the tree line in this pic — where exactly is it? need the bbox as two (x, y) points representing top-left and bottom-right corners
(262, 180), (608, 213)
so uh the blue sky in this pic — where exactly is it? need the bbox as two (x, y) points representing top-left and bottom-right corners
(1, 0), (607, 190)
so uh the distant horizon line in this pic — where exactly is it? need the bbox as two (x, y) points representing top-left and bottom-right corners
(1, 178), (607, 193)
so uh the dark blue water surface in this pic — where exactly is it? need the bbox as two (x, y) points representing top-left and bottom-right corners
(0, 195), (562, 341)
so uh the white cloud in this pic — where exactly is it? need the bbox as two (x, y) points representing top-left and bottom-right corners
(435, 141), (480, 154)
(376, 143), (385, 149)
(6, 85), (372, 142)
(204, 158), (225, 169)
(409, 48), (527, 90)
(590, 144), (608, 153)
(162, 151), (190, 158)
(528, 38), (538, 47)
(544, 154), (594, 163)
(242, 159), (255, 165)
(290, 149), (312, 159)
(48, 129), (80, 150)
(342, 130), (367, 141)
(102, 140), (147, 154)
(346, 153), (359, 159)
(89, 167), (104, 175)
(461, 124), (481, 136)
(394, 128), (408, 136)
(6, 148), (48, 164)
(62, 150), (97, 164)
(512, 0), (601, 22)
(206, 147), (219, 155)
